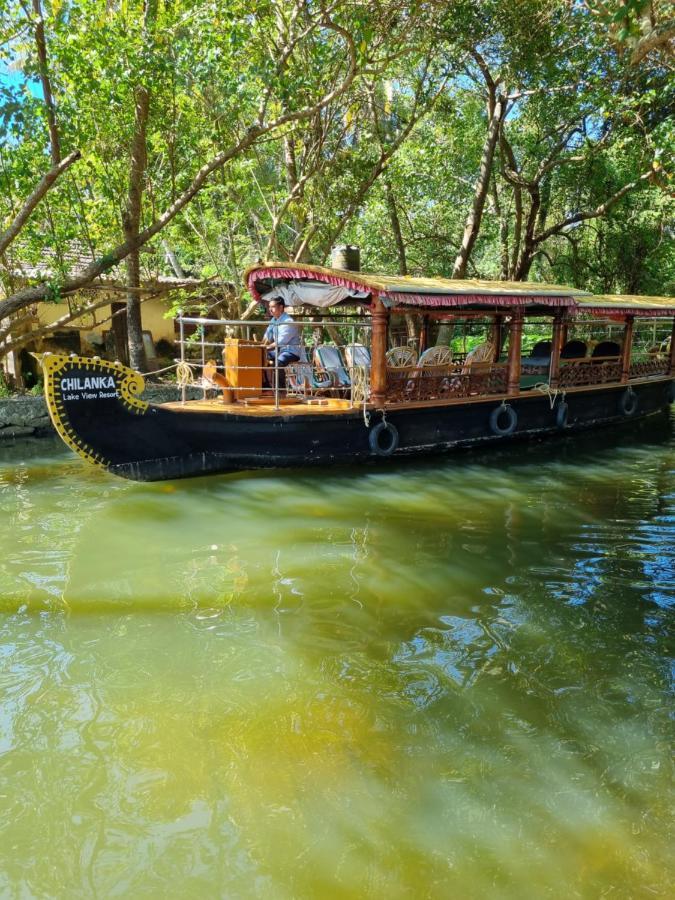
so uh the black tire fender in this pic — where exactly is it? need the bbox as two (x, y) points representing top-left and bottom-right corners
(489, 404), (517, 436)
(619, 387), (638, 417)
(555, 401), (569, 429)
(369, 420), (399, 457)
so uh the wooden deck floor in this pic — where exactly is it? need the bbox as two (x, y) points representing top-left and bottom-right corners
(158, 374), (668, 418)
(159, 397), (357, 416)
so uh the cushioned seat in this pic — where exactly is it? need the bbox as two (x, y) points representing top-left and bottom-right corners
(561, 339), (587, 360)
(344, 344), (371, 370)
(530, 340), (552, 358)
(591, 340), (621, 360)
(314, 345), (351, 389)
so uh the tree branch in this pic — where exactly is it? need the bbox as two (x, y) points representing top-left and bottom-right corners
(533, 169), (656, 246)
(0, 149), (80, 257)
(0, 23), (358, 324)
(630, 18), (675, 65)
(313, 70), (451, 261)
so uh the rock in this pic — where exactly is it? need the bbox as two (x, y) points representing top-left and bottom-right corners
(142, 384), (203, 402)
(24, 415), (51, 429)
(0, 425), (36, 438)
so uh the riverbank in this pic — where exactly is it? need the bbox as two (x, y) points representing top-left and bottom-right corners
(0, 385), (203, 439)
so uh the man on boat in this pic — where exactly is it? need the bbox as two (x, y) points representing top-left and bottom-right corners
(262, 298), (307, 372)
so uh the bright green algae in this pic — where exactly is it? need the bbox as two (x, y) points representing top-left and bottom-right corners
(0, 420), (673, 898)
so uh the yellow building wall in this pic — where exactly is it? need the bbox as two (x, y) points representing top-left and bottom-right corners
(37, 295), (176, 343)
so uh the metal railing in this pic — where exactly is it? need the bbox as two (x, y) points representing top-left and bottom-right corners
(176, 314), (372, 410)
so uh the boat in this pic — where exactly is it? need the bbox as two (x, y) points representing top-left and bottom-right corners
(39, 262), (675, 481)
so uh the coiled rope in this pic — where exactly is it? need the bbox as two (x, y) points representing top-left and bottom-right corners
(534, 381), (565, 410)
(175, 361), (198, 386)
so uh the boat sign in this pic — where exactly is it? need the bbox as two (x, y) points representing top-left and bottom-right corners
(60, 375), (118, 400)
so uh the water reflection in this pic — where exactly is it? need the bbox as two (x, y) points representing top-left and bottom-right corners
(0, 415), (673, 896)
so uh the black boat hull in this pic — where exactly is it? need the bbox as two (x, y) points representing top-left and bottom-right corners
(42, 354), (674, 481)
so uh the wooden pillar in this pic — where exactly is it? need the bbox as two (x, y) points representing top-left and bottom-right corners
(370, 295), (388, 406)
(492, 314), (504, 362)
(506, 309), (523, 395)
(549, 309), (565, 389)
(420, 314), (429, 354)
(668, 316), (675, 377)
(621, 315), (634, 383)
(111, 302), (129, 365)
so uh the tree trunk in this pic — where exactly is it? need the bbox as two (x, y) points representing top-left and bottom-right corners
(111, 301), (129, 365)
(32, 0), (61, 165)
(384, 174), (416, 342)
(452, 92), (506, 278)
(384, 174), (407, 275)
(162, 239), (185, 278)
(123, 86), (150, 372)
(489, 175), (510, 280)
(498, 132), (522, 279)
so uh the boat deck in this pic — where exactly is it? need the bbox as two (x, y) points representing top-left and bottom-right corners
(160, 397), (358, 416)
(158, 372), (670, 417)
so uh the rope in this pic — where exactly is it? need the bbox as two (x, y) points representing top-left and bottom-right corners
(175, 361), (198, 386)
(141, 362), (184, 378)
(534, 381), (565, 409)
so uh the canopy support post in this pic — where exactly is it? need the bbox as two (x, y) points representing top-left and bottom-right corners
(549, 309), (566, 389)
(621, 315), (634, 383)
(492, 315), (504, 363)
(668, 316), (675, 377)
(370, 296), (388, 407)
(507, 309), (523, 396)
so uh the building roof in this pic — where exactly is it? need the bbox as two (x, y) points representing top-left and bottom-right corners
(6, 243), (234, 295)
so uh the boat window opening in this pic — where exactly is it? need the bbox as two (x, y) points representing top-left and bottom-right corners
(520, 318), (556, 388)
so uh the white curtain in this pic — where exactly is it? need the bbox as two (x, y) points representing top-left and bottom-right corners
(261, 281), (369, 308)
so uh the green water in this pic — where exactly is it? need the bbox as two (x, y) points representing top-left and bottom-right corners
(1, 419), (673, 898)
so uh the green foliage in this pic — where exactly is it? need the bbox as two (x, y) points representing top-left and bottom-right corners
(44, 279), (63, 303)
(0, 0), (671, 359)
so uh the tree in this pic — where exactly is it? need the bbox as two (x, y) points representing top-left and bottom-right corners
(0, 0), (372, 354)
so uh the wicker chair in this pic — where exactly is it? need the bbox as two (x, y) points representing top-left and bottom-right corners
(461, 342), (495, 374)
(286, 362), (332, 398)
(417, 345), (452, 366)
(386, 346), (418, 368)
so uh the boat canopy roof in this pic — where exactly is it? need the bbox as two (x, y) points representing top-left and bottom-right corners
(574, 294), (675, 317)
(245, 262), (675, 317)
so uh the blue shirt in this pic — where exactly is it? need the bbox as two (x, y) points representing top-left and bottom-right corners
(263, 312), (307, 360)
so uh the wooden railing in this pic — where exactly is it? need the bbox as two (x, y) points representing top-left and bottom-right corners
(629, 357), (669, 379)
(383, 352), (671, 404)
(558, 358), (622, 387)
(385, 363), (507, 403)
